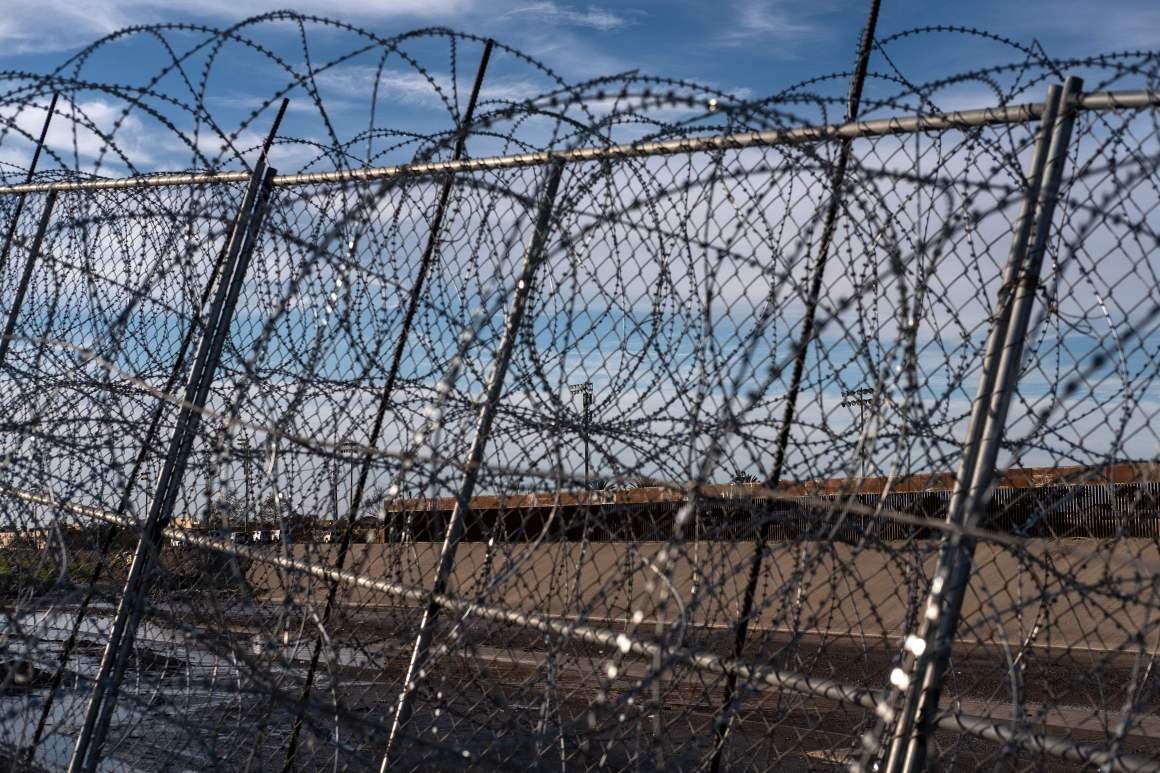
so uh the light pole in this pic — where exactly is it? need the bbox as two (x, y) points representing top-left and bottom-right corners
(569, 381), (592, 490)
(336, 440), (362, 538)
(228, 439), (254, 533)
(841, 386), (875, 480)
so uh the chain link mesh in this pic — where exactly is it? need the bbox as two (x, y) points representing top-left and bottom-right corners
(0, 14), (1158, 772)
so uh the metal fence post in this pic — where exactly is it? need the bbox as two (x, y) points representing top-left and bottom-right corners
(279, 39), (494, 771)
(380, 159), (565, 770)
(25, 162), (277, 767)
(0, 189), (56, 367)
(23, 219), (254, 761)
(68, 100), (287, 773)
(708, 2), (881, 769)
(0, 93), (57, 278)
(881, 76), (1082, 773)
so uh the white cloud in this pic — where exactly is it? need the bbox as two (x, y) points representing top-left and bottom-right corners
(0, 0), (643, 57)
(0, 0), (474, 55)
(0, 97), (188, 174)
(501, 3), (640, 32)
(714, 0), (819, 46)
(314, 65), (547, 114)
(170, 0), (472, 16)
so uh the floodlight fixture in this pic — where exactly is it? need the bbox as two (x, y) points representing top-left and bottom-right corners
(568, 381), (594, 488)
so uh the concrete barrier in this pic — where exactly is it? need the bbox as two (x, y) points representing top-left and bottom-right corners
(247, 538), (1160, 654)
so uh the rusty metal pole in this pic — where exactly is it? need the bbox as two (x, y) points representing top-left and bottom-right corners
(380, 160), (564, 771)
(278, 40), (495, 771)
(68, 100), (287, 773)
(707, 3), (881, 770)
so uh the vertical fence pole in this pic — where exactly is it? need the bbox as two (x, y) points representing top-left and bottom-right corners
(0, 93), (57, 278)
(882, 76), (1082, 773)
(71, 164), (277, 773)
(25, 168), (272, 766)
(68, 101), (287, 773)
(708, 2), (881, 770)
(0, 189), (56, 367)
(381, 159), (565, 771)
(278, 39), (494, 770)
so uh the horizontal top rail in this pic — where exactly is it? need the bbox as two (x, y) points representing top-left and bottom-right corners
(0, 89), (1156, 196)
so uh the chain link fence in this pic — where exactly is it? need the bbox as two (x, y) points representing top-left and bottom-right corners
(1, 12), (1159, 772)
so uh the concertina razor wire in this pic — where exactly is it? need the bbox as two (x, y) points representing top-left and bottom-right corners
(0, 12), (1159, 773)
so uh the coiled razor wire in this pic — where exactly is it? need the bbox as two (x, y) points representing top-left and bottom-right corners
(0, 12), (1157, 772)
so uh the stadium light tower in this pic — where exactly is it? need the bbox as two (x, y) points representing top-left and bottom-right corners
(841, 386), (875, 480)
(569, 381), (593, 489)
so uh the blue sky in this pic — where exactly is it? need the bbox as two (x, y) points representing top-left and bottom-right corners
(2, 0), (1158, 181)
(1, 0), (1157, 488)
(3, 0), (1160, 126)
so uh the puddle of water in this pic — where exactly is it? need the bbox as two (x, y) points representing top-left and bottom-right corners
(0, 607), (255, 771)
(0, 603), (396, 770)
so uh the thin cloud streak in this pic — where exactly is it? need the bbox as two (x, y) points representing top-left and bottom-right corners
(0, 0), (475, 55)
(714, 0), (821, 47)
(501, 3), (642, 32)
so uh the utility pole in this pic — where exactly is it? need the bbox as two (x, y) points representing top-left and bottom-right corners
(569, 381), (593, 489)
(841, 386), (875, 479)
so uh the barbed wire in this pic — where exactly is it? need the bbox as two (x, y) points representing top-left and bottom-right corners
(0, 13), (1159, 773)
